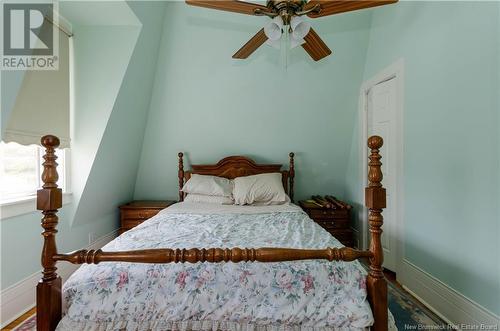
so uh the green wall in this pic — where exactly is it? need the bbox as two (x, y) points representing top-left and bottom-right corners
(345, 2), (500, 315)
(134, 2), (373, 201)
(0, 1), (166, 290)
(0, 205), (115, 288)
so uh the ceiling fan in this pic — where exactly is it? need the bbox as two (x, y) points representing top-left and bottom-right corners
(185, 0), (398, 61)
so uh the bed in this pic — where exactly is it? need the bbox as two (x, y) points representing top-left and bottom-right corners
(35, 135), (389, 331)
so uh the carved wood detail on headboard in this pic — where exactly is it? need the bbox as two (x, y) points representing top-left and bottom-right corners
(177, 154), (295, 202)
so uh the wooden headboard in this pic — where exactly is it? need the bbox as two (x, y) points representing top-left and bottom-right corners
(178, 153), (295, 202)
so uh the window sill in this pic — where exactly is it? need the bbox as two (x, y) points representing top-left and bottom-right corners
(0, 193), (73, 220)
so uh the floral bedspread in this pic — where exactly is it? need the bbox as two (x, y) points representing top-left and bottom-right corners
(57, 205), (373, 331)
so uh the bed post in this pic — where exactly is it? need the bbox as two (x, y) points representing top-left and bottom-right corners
(36, 135), (62, 331)
(178, 152), (184, 202)
(365, 136), (388, 331)
(289, 152), (295, 202)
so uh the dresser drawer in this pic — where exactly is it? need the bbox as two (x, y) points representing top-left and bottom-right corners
(338, 240), (354, 247)
(119, 201), (176, 234)
(309, 209), (349, 220)
(330, 229), (353, 241)
(121, 219), (146, 230)
(121, 209), (161, 220)
(316, 219), (350, 230)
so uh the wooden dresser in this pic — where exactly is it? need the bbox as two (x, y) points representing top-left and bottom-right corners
(119, 200), (176, 234)
(299, 200), (354, 247)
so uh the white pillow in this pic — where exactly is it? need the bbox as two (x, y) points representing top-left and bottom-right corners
(233, 173), (287, 205)
(184, 194), (234, 205)
(182, 174), (233, 197)
(251, 195), (291, 206)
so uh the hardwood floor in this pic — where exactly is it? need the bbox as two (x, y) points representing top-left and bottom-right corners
(1, 307), (35, 331)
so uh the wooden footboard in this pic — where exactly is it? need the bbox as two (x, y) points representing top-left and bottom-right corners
(36, 135), (387, 331)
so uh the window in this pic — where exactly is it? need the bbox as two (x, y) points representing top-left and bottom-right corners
(0, 141), (68, 203)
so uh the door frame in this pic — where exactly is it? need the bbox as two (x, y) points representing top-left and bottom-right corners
(358, 58), (405, 276)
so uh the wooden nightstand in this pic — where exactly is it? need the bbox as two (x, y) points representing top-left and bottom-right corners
(299, 199), (354, 247)
(119, 200), (176, 234)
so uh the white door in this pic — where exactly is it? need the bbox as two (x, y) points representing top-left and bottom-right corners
(367, 77), (398, 272)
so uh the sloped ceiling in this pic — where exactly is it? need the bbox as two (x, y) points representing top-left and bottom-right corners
(69, 1), (167, 227)
(53, 1), (168, 228)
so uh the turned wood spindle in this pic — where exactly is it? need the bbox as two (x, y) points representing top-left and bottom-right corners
(37, 135), (63, 331)
(53, 246), (373, 265)
(365, 135), (388, 331)
(178, 152), (184, 202)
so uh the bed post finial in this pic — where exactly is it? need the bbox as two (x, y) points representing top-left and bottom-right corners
(365, 135), (388, 331)
(37, 135), (62, 331)
(289, 152), (295, 202)
(178, 152), (184, 202)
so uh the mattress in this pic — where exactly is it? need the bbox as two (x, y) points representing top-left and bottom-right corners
(57, 202), (374, 331)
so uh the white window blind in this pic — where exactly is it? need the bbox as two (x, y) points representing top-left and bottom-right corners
(3, 20), (70, 148)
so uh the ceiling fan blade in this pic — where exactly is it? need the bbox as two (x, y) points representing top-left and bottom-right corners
(185, 0), (270, 15)
(304, 0), (398, 18)
(233, 29), (268, 59)
(301, 28), (332, 61)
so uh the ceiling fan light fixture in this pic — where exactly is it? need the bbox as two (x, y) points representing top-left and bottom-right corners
(290, 16), (310, 40)
(264, 15), (309, 50)
(290, 16), (310, 49)
(187, 0), (399, 62)
(264, 16), (283, 41)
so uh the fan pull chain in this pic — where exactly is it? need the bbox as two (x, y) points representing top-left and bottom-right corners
(281, 26), (289, 70)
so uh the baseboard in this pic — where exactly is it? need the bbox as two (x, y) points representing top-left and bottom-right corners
(0, 229), (118, 327)
(400, 259), (500, 329)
